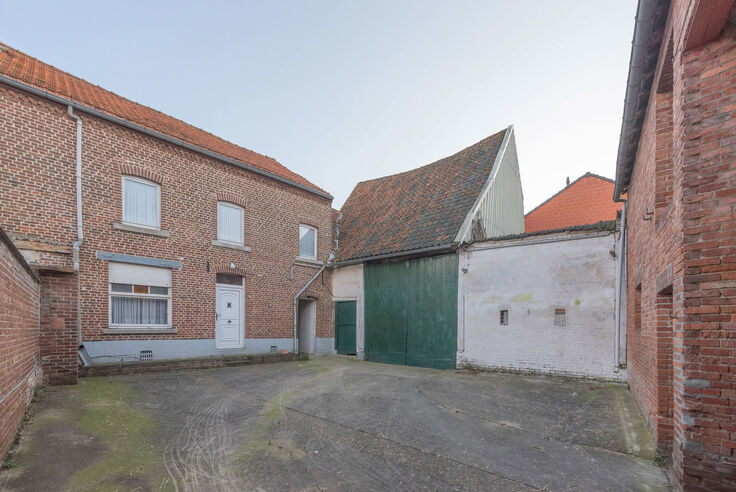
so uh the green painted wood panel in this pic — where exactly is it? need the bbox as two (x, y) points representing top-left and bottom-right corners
(364, 254), (458, 369)
(335, 301), (357, 355)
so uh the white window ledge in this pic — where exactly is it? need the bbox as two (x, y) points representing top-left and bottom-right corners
(295, 256), (323, 266)
(212, 240), (251, 252)
(104, 326), (177, 335)
(114, 222), (170, 237)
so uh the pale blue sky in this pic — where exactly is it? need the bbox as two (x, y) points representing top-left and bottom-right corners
(1, 0), (636, 210)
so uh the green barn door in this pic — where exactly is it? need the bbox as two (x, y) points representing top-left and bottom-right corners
(364, 254), (458, 369)
(364, 261), (409, 365)
(335, 301), (357, 355)
(406, 255), (458, 369)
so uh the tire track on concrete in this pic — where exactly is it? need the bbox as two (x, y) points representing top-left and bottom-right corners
(163, 387), (240, 492)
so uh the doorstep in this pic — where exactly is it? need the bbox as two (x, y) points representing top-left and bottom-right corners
(79, 352), (308, 377)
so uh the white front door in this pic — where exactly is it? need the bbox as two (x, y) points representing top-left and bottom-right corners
(216, 285), (243, 348)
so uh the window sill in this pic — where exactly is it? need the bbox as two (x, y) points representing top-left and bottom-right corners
(295, 256), (323, 266)
(114, 222), (170, 238)
(212, 240), (251, 252)
(104, 327), (177, 335)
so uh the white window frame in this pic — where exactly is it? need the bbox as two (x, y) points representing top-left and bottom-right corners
(217, 202), (244, 246)
(122, 175), (161, 230)
(108, 284), (172, 330)
(299, 224), (318, 260)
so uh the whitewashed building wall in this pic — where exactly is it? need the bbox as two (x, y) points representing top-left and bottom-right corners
(457, 231), (624, 380)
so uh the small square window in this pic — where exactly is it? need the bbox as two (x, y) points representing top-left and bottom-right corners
(122, 176), (160, 229)
(554, 308), (566, 327)
(299, 224), (317, 259)
(217, 202), (244, 245)
(500, 309), (509, 326)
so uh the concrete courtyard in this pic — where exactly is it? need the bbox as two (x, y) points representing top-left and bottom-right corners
(1, 357), (669, 491)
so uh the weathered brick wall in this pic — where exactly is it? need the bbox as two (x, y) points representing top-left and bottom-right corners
(525, 174), (622, 232)
(0, 229), (41, 461)
(626, 2), (736, 489)
(38, 271), (78, 385)
(0, 83), (334, 356)
(627, 87), (683, 459)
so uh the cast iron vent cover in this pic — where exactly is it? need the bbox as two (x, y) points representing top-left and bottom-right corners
(140, 350), (153, 362)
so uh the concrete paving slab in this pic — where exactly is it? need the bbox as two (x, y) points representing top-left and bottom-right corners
(0, 356), (670, 491)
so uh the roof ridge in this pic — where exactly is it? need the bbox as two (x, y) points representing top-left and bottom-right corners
(356, 128), (508, 185)
(525, 171), (615, 217)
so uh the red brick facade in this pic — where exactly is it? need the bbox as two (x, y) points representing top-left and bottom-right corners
(38, 272), (78, 385)
(524, 173), (622, 233)
(0, 74), (334, 376)
(621, 2), (736, 489)
(0, 228), (41, 461)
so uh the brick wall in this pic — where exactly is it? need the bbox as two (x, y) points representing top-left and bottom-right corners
(0, 82), (334, 361)
(525, 174), (622, 233)
(0, 228), (41, 461)
(625, 2), (736, 489)
(38, 271), (78, 385)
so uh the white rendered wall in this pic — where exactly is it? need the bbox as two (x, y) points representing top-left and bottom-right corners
(458, 233), (624, 380)
(331, 264), (365, 359)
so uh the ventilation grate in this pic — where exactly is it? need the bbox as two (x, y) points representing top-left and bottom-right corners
(139, 350), (153, 362)
(270, 346), (277, 353)
(554, 308), (566, 327)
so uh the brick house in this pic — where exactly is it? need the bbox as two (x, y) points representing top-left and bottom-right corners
(0, 43), (335, 385)
(614, 1), (736, 489)
(524, 172), (623, 233)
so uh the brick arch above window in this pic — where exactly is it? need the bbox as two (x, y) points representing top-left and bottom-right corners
(297, 216), (322, 230)
(213, 263), (247, 277)
(119, 163), (164, 185)
(216, 192), (248, 209)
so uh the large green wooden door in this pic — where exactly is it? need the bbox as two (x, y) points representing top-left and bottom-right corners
(335, 301), (357, 355)
(364, 254), (458, 369)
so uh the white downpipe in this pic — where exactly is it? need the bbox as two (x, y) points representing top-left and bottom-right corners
(614, 200), (627, 373)
(67, 106), (83, 345)
(67, 106), (83, 266)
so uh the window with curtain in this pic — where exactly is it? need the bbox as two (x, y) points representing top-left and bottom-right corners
(109, 262), (172, 329)
(123, 176), (160, 228)
(217, 202), (244, 245)
(299, 224), (317, 259)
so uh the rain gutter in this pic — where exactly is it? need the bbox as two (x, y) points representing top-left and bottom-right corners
(613, 0), (670, 200)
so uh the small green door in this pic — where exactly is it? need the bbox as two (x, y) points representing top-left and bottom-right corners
(335, 301), (357, 355)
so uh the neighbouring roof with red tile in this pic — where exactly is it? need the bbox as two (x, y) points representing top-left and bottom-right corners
(0, 42), (329, 198)
(336, 129), (508, 262)
(524, 173), (622, 233)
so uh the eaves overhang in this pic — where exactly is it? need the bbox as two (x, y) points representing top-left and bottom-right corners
(613, 0), (671, 200)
